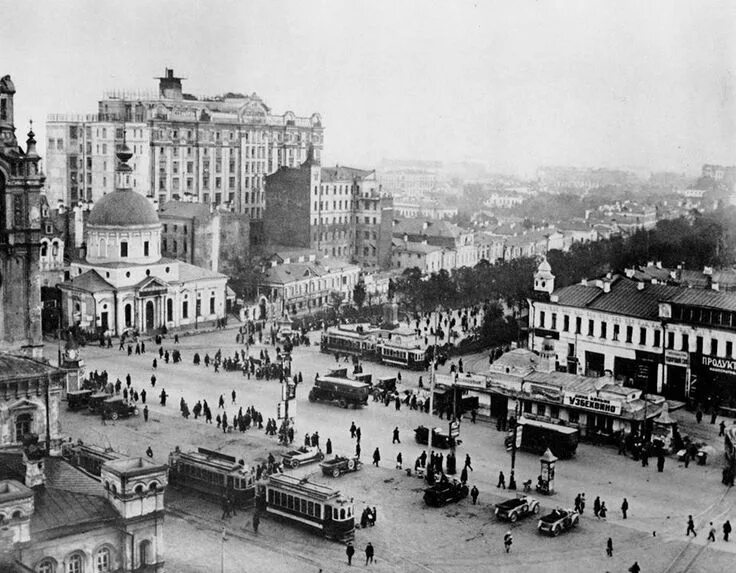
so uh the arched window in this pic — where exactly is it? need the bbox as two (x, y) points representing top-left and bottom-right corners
(134, 484), (144, 496)
(149, 481), (159, 492)
(124, 304), (132, 327)
(15, 413), (32, 441)
(40, 241), (48, 257)
(99, 238), (107, 258)
(37, 559), (55, 573)
(66, 553), (83, 573)
(95, 547), (111, 572)
(139, 540), (152, 567)
(51, 241), (59, 257)
(166, 299), (173, 322)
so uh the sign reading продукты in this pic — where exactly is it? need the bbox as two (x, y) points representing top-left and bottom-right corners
(563, 392), (622, 416)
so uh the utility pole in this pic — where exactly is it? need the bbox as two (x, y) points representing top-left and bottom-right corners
(508, 401), (519, 490)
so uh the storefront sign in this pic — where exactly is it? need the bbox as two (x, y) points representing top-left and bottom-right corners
(563, 392), (622, 416)
(665, 349), (689, 367)
(527, 383), (562, 402)
(697, 354), (736, 379)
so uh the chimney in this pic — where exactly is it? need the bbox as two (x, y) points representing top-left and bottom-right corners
(656, 261), (662, 269)
(703, 266), (713, 276)
(603, 281), (611, 293)
(637, 282), (645, 291)
(712, 282), (720, 291)
(581, 278), (588, 287)
(625, 268), (635, 278)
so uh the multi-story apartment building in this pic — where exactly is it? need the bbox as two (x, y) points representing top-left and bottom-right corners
(528, 259), (736, 403)
(392, 219), (477, 270)
(46, 69), (323, 219)
(264, 154), (394, 270)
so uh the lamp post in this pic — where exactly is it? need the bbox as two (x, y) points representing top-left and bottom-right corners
(508, 400), (520, 490)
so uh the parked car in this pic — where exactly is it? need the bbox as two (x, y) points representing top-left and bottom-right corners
(281, 446), (325, 469)
(495, 494), (541, 522)
(88, 391), (114, 414)
(101, 397), (138, 421)
(414, 425), (461, 449)
(320, 455), (362, 478)
(538, 508), (579, 536)
(67, 389), (92, 411)
(423, 479), (469, 507)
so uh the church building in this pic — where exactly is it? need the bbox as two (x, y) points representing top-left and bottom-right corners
(58, 141), (228, 335)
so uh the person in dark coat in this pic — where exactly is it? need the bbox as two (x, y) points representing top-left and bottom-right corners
(159, 389), (167, 406)
(365, 542), (374, 565)
(724, 519), (732, 541)
(594, 496), (601, 518)
(497, 471), (506, 489)
(346, 542), (355, 565)
(143, 405), (149, 422)
(326, 438), (332, 455)
(621, 498), (629, 519)
(392, 427), (400, 444)
(372, 448), (381, 467)
(252, 512), (260, 533)
(471, 485), (479, 504)
(350, 421), (357, 439)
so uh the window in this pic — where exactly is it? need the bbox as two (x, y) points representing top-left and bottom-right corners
(727, 341), (733, 358)
(653, 329), (661, 348)
(550, 406), (560, 419)
(640, 327), (647, 346)
(563, 315), (570, 332)
(612, 324), (619, 341)
(575, 316), (581, 334)
(210, 295), (215, 314)
(182, 301), (189, 319)
(587, 319), (594, 336)
(711, 338), (719, 356)
(536, 403), (546, 416)
(626, 326), (633, 343)
(600, 322), (607, 339)
(682, 334), (689, 352)
(120, 241), (128, 258)
(569, 411), (579, 424)
(95, 548), (111, 572)
(67, 554), (83, 573)
(143, 241), (149, 256)
(37, 560), (55, 573)
(667, 332), (675, 349)
(551, 313), (557, 330)
(696, 336), (703, 354)
(539, 311), (546, 329)
(15, 413), (32, 441)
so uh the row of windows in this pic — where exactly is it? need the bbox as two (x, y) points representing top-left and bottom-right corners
(37, 547), (112, 573)
(268, 489), (322, 518)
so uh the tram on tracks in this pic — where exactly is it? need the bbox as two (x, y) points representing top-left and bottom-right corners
(168, 447), (256, 508)
(257, 473), (355, 542)
(321, 325), (428, 370)
(61, 441), (123, 478)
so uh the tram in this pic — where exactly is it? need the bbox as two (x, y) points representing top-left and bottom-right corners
(61, 441), (123, 478)
(376, 340), (427, 370)
(168, 447), (256, 508)
(320, 326), (377, 359)
(258, 473), (355, 542)
(725, 425), (736, 467)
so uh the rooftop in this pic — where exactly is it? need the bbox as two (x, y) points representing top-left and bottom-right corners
(320, 166), (374, 183)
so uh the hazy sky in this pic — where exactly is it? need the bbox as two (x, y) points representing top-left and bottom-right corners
(2, 0), (734, 176)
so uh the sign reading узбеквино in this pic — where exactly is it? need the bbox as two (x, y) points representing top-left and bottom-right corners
(563, 392), (622, 416)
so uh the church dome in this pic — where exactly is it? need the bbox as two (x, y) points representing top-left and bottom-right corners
(88, 190), (159, 227)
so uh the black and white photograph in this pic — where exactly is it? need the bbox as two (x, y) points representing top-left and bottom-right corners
(1, 1), (735, 572)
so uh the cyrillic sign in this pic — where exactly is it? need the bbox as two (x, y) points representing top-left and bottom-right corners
(563, 392), (622, 416)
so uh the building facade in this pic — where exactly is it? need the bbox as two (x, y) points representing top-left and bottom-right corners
(392, 219), (477, 271)
(46, 69), (323, 219)
(264, 155), (394, 270)
(58, 145), (228, 336)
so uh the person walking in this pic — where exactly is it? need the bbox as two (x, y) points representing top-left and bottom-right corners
(346, 542), (355, 566)
(350, 421), (357, 439)
(141, 389), (147, 404)
(150, 374), (156, 387)
(686, 515), (697, 537)
(146, 446), (153, 458)
(356, 427), (362, 442)
(621, 498), (629, 519)
(594, 496), (601, 518)
(471, 485), (479, 505)
(465, 454), (473, 471)
(497, 471), (506, 489)
(143, 405), (149, 422)
(708, 522), (717, 542)
(396, 452), (403, 469)
(599, 502), (607, 519)
(356, 442), (361, 458)
(720, 420), (727, 437)
(724, 519), (732, 541)
(392, 426), (400, 444)
(373, 448), (381, 467)
(253, 512), (260, 534)
(606, 537), (613, 557)
(326, 438), (332, 455)
(629, 562), (641, 573)
(232, 389), (237, 404)
(503, 531), (513, 553)
(460, 465), (468, 485)
(365, 542), (374, 565)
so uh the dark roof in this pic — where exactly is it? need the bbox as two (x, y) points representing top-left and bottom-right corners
(59, 269), (114, 293)
(320, 166), (373, 182)
(88, 189), (159, 227)
(669, 289), (736, 312)
(31, 487), (117, 535)
(44, 457), (106, 496)
(554, 284), (603, 307)
(0, 355), (64, 384)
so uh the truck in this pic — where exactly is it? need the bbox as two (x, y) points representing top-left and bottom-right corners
(308, 375), (370, 409)
(504, 418), (579, 459)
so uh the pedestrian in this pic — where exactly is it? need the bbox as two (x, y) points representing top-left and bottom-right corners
(720, 420), (727, 436)
(152, 358), (157, 369)
(356, 427), (362, 442)
(465, 454), (473, 471)
(346, 542), (355, 566)
(392, 426), (400, 444)
(696, 408), (703, 423)
(460, 465), (468, 485)
(143, 405), (149, 422)
(350, 421), (357, 439)
(253, 512), (260, 534)
(497, 471), (506, 489)
(356, 443), (361, 458)
(159, 389), (167, 406)
(471, 485), (479, 504)
(326, 438), (332, 455)
(621, 498), (629, 519)
(606, 537), (613, 557)
(579, 494), (586, 514)
(629, 562), (640, 573)
(657, 454), (665, 472)
(365, 542), (374, 565)
(146, 446), (153, 458)
(221, 496), (231, 520)
(396, 452), (402, 469)
(219, 395), (225, 409)
(373, 447), (381, 467)
(599, 502), (607, 519)
(503, 531), (512, 553)
(708, 522), (716, 542)
(724, 519), (732, 541)
(594, 496), (601, 518)
(686, 515), (697, 537)
(174, 333), (179, 344)
(232, 389), (236, 404)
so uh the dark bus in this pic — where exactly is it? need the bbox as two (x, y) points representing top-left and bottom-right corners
(505, 418), (579, 459)
(168, 446), (256, 508)
(258, 473), (355, 542)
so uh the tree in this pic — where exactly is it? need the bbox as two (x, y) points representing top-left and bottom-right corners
(353, 281), (366, 309)
(329, 290), (345, 313)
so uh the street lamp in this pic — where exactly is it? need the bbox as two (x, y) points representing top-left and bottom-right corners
(508, 401), (520, 490)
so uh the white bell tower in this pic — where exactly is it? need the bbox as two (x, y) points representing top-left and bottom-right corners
(534, 257), (555, 295)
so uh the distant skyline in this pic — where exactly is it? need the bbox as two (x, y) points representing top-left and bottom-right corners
(2, 0), (734, 177)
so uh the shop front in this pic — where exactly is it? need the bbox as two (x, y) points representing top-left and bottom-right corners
(664, 350), (689, 401)
(690, 353), (736, 406)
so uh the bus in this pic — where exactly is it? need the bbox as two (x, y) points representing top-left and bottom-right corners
(505, 418), (579, 459)
(320, 326), (377, 359)
(61, 441), (123, 478)
(258, 473), (355, 542)
(168, 446), (256, 508)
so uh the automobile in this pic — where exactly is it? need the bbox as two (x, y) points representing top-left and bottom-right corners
(67, 389), (92, 411)
(414, 425), (461, 449)
(537, 508), (580, 536)
(423, 479), (469, 507)
(494, 494), (541, 522)
(101, 397), (139, 421)
(281, 446), (325, 469)
(319, 455), (363, 478)
(88, 391), (114, 414)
